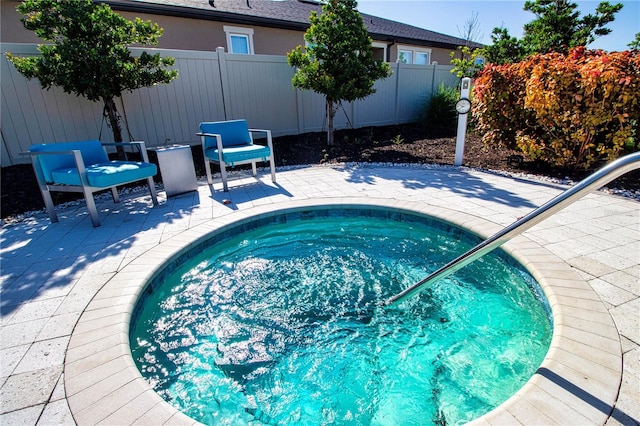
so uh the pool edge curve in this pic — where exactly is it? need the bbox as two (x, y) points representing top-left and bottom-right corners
(64, 198), (622, 426)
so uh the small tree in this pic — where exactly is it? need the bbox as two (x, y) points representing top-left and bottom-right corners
(450, 12), (485, 78)
(457, 11), (484, 47)
(521, 0), (622, 54)
(7, 0), (178, 143)
(449, 46), (485, 78)
(629, 33), (640, 50)
(287, 0), (391, 145)
(482, 0), (622, 65)
(483, 27), (527, 65)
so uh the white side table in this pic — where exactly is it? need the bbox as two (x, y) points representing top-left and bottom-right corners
(150, 145), (198, 197)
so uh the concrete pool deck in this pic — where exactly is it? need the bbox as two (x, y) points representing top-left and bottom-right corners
(0, 163), (638, 425)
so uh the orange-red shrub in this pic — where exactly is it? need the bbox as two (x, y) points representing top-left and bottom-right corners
(473, 48), (640, 169)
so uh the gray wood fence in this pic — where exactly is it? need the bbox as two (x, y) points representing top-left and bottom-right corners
(1, 43), (457, 166)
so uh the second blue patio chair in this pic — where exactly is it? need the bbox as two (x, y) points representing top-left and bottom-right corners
(197, 119), (276, 192)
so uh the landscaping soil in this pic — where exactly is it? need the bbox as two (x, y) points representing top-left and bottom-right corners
(2, 124), (638, 220)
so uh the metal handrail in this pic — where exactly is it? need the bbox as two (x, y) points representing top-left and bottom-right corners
(384, 151), (640, 307)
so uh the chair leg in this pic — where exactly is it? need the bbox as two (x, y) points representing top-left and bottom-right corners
(251, 162), (257, 177)
(147, 177), (158, 205)
(111, 187), (120, 203)
(269, 156), (276, 183)
(40, 187), (59, 224)
(204, 159), (214, 185)
(220, 160), (229, 192)
(82, 188), (101, 227)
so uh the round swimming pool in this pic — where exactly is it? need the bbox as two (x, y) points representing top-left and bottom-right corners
(130, 207), (552, 425)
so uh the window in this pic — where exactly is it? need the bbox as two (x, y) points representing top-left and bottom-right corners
(397, 46), (432, 65)
(415, 52), (429, 65)
(371, 42), (387, 62)
(398, 50), (413, 64)
(230, 34), (250, 54)
(474, 56), (486, 66)
(224, 26), (254, 55)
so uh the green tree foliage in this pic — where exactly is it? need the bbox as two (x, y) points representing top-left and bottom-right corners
(483, 28), (527, 65)
(522, 0), (622, 53)
(482, 0), (622, 65)
(287, 0), (391, 145)
(7, 0), (178, 142)
(629, 33), (640, 50)
(449, 45), (485, 78)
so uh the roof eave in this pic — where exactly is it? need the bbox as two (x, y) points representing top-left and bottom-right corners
(99, 1), (483, 49)
(100, 1), (311, 32)
(369, 33), (482, 50)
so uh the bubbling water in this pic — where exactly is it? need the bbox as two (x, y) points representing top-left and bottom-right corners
(131, 209), (552, 425)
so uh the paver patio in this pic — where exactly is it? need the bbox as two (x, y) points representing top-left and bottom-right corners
(1, 163), (638, 425)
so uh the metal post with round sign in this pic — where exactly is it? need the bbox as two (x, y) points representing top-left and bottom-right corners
(454, 77), (472, 166)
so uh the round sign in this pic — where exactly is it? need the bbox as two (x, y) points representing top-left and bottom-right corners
(456, 98), (471, 114)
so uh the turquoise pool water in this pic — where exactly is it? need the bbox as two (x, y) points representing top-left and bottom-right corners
(131, 208), (552, 425)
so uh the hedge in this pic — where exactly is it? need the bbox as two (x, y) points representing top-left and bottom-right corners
(473, 47), (639, 169)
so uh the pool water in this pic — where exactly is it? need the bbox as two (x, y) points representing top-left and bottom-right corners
(131, 208), (552, 425)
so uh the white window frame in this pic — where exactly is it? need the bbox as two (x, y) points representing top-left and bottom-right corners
(224, 25), (255, 55)
(397, 45), (432, 65)
(371, 41), (388, 62)
(303, 41), (388, 62)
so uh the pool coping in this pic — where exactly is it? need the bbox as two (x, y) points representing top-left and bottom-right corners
(63, 197), (622, 425)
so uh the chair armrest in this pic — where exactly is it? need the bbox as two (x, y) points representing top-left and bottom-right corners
(100, 141), (147, 149)
(25, 149), (79, 157)
(197, 132), (225, 155)
(100, 141), (151, 162)
(249, 129), (273, 148)
(25, 149), (89, 186)
(249, 129), (272, 139)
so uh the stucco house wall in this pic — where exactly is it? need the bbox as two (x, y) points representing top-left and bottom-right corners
(117, 12), (306, 55)
(1, 0), (478, 63)
(1, 3), (40, 44)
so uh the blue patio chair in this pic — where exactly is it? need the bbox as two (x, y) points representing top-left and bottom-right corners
(27, 140), (158, 227)
(197, 119), (276, 192)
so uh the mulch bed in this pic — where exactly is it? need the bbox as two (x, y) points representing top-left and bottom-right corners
(2, 124), (638, 220)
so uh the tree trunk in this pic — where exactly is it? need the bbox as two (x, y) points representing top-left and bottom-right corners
(103, 97), (123, 143)
(103, 96), (126, 158)
(326, 99), (337, 146)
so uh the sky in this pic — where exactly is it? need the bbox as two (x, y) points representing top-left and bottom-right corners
(357, 0), (640, 52)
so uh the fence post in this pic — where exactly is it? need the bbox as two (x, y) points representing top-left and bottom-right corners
(394, 61), (401, 124)
(431, 63), (438, 95)
(296, 88), (305, 134)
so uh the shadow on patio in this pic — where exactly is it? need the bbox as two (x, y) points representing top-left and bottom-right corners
(340, 164), (545, 209)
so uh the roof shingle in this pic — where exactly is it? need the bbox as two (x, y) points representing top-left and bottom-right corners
(106, 0), (482, 48)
